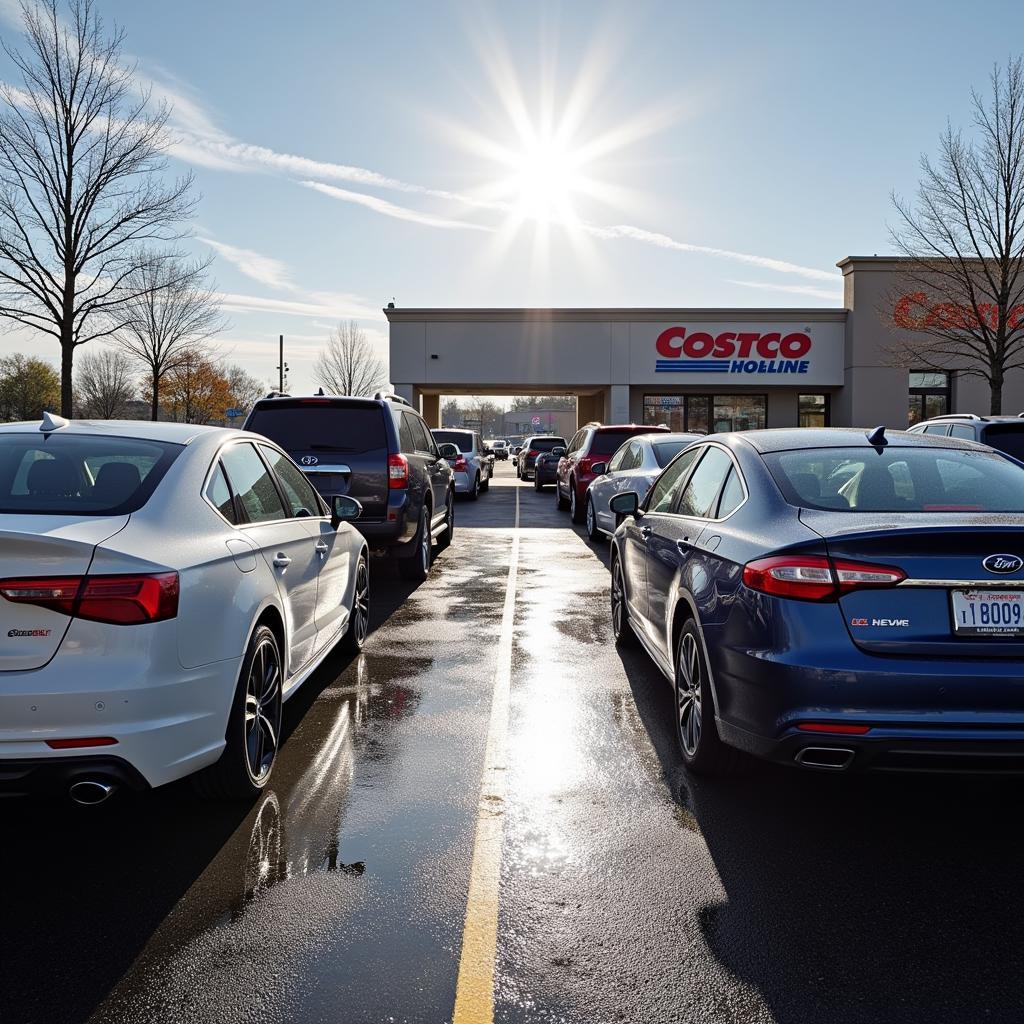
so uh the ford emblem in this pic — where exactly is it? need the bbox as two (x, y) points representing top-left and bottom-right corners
(300, 455), (318, 466)
(983, 553), (1023, 574)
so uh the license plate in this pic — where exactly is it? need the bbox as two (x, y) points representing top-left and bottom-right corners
(951, 590), (1024, 635)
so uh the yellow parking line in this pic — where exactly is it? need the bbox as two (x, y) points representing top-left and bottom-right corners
(452, 480), (519, 1024)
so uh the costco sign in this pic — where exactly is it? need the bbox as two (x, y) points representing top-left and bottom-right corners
(637, 321), (844, 386)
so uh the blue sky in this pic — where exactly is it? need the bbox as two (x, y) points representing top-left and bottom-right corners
(1, 0), (1022, 393)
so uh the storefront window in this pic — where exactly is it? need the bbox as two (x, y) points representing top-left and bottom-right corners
(798, 394), (829, 427)
(643, 394), (765, 432)
(908, 370), (950, 425)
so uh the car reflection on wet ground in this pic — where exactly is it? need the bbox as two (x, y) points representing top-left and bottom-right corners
(4, 462), (1024, 1024)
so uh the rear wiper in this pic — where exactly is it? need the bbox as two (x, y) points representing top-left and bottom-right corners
(309, 444), (356, 451)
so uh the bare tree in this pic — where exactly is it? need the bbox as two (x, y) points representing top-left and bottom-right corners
(116, 253), (227, 420)
(224, 362), (264, 418)
(314, 320), (387, 397)
(890, 58), (1024, 413)
(74, 346), (134, 418)
(0, 0), (197, 415)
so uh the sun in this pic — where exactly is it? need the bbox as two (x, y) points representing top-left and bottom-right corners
(508, 135), (584, 224)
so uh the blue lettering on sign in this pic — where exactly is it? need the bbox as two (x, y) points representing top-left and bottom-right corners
(656, 359), (810, 375)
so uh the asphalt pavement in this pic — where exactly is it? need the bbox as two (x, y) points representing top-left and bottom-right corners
(4, 461), (1024, 1024)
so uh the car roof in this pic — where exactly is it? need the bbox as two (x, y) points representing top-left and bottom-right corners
(731, 427), (989, 454)
(0, 418), (229, 445)
(924, 414), (1024, 424)
(647, 432), (703, 443)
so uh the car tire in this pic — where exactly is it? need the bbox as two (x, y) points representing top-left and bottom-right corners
(674, 619), (746, 776)
(481, 473), (490, 493)
(610, 555), (636, 647)
(569, 480), (585, 523)
(469, 474), (480, 501)
(556, 480), (570, 510)
(436, 492), (455, 552)
(193, 624), (283, 800)
(339, 554), (370, 655)
(398, 505), (432, 582)
(585, 495), (603, 542)
(533, 475), (543, 492)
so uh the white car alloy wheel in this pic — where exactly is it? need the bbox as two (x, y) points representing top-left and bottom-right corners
(341, 555), (370, 654)
(676, 630), (703, 758)
(245, 632), (283, 783)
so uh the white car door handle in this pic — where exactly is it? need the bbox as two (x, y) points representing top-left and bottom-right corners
(273, 553), (292, 568)
(315, 541), (329, 556)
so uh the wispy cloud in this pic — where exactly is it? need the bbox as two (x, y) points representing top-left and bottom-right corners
(727, 279), (843, 302)
(198, 237), (294, 290)
(217, 290), (384, 322)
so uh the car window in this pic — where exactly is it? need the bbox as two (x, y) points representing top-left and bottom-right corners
(949, 424), (976, 441)
(412, 416), (436, 455)
(261, 445), (321, 517)
(204, 462), (238, 525)
(647, 447), (701, 513)
(246, 400), (387, 454)
(653, 440), (691, 468)
(677, 446), (733, 518)
(592, 430), (646, 457)
(399, 412), (419, 454)
(568, 431), (584, 454)
(433, 429), (473, 452)
(716, 465), (745, 518)
(221, 443), (288, 524)
(982, 425), (1024, 459)
(922, 424), (950, 436)
(608, 442), (631, 472)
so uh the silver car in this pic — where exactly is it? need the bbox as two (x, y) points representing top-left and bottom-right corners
(432, 428), (492, 500)
(583, 432), (703, 541)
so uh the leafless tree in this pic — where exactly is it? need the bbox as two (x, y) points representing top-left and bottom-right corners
(116, 253), (227, 420)
(224, 362), (265, 418)
(0, 0), (197, 415)
(314, 320), (387, 397)
(889, 58), (1024, 413)
(74, 346), (135, 418)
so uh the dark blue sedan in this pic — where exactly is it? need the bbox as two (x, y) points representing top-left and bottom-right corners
(609, 427), (1024, 775)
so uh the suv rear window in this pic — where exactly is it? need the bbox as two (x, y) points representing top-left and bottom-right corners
(529, 437), (565, 452)
(983, 425), (1024, 461)
(433, 430), (474, 451)
(591, 429), (657, 456)
(246, 401), (387, 454)
(0, 434), (180, 515)
(766, 446), (1024, 512)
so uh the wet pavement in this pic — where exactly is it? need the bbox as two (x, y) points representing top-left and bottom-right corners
(5, 461), (1024, 1023)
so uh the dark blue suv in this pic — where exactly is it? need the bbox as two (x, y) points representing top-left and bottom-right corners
(609, 427), (1024, 775)
(908, 413), (1024, 461)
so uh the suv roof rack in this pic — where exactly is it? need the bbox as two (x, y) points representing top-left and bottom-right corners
(940, 413), (984, 421)
(375, 391), (411, 407)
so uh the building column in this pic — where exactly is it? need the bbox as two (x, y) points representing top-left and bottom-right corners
(609, 385), (630, 424)
(421, 393), (440, 428)
(392, 383), (417, 410)
(576, 392), (601, 427)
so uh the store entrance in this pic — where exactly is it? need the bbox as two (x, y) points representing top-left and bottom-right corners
(643, 393), (767, 433)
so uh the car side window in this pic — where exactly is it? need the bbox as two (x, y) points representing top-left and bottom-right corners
(205, 462), (238, 525)
(647, 447), (701, 513)
(677, 446), (733, 518)
(399, 411), (418, 454)
(220, 443), (287, 524)
(923, 424), (951, 436)
(607, 443), (630, 472)
(412, 416), (436, 455)
(568, 431), (583, 454)
(716, 465), (745, 518)
(260, 445), (322, 518)
(949, 424), (975, 440)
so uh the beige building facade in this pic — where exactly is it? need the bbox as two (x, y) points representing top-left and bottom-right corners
(386, 256), (1024, 431)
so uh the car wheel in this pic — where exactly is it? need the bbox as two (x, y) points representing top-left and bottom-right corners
(339, 554), (370, 654)
(193, 624), (282, 800)
(398, 505), (431, 582)
(610, 556), (636, 647)
(469, 474), (480, 501)
(556, 480), (570, 510)
(674, 619), (745, 775)
(585, 495), (603, 542)
(481, 472), (490, 492)
(533, 474), (543, 492)
(570, 479), (585, 523)
(436, 492), (455, 552)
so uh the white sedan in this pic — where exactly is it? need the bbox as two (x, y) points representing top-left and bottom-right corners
(0, 415), (370, 802)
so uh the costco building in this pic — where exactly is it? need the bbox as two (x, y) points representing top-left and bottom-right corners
(385, 256), (1024, 432)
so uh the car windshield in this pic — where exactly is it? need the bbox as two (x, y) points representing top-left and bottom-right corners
(765, 445), (1024, 512)
(433, 430), (474, 451)
(0, 433), (181, 515)
(246, 401), (387, 453)
(530, 437), (565, 451)
(983, 425), (1024, 461)
(653, 440), (692, 467)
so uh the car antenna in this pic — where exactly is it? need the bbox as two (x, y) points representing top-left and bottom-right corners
(866, 425), (887, 448)
(39, 411), (69, 433)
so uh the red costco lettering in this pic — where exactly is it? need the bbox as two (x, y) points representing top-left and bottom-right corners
(780, 332), (811, 358)
(894, 293), (1024, 331)
(736, 332), (759, 358)
(682, 332), (715, 358)
(656, 326), (687, 357)
(756, 333), (781, 358)
(657, 327), (814, 362)
(712, 332), (737, 357)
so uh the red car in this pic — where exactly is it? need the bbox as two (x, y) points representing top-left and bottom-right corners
(555, 422), (669, 522)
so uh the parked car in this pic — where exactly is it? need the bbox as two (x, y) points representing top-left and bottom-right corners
(533, 445), (565, 490)
(431, 428), (492, 499)
(609, 426), (1024, 776)
(244, 393), (454, 582)
(516, 435), (567, 480)
(0, 415), (370, 801)
(490, 440), (509, 461)
(908, 413), (1024, 461)
(584, 432), (702, 542)
(556, 423), (670, 523)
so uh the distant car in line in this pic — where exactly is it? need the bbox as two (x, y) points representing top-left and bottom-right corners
(490, 440), (509, 461)
(432, 428), (492, 499)
(556, 422), (670, 523)
(0, 416), (369, 802)
(584, 432), (702, 542)
(908, 413), (1024, 461)
(609, 426), (1024, 776)
(244, 392), (454, 582)
(533, 444), (566, 490)
(516, 435), (567, 480)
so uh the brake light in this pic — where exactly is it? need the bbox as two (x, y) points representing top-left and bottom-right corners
(0, 573), (179, 624)
(578, 456), (594, 474)
(453, 455), (468, 472)
(797, 723), (872, 735)
(46, 736), (117, 748)
(741, 556), (905, 602)
(388, 452), (409, 489)
(527, 449), (538, 458)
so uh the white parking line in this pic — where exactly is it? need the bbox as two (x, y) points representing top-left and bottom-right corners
(452, 479), (518, 1023)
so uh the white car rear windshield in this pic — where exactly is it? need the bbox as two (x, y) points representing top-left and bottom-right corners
(0, 434), (181, 515)
(765, 446), (1024, 513)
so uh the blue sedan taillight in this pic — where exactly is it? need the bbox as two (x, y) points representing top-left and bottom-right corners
(742, 555), (905, 601)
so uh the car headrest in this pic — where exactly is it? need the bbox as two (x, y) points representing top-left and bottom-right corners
(26, 458), (77, 496)
(93, 462), (141, 504)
